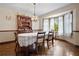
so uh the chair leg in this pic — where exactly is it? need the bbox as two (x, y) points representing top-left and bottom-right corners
(36, 44), (38, 54)
(15, 47), (19, 56)
(43, 42), (45, 55)
(43, 42), (45, 51)
(15, 50), (18, 56)
(47, 41), (49, 49)
(52, 39), (53, 46)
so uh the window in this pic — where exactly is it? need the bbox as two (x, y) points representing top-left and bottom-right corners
(43, 11), (73, 36)
(43, 18), (49, 32)
(64, 13), (72, 36)
(54, 17), (59, 32)
(50, 18), (54, 31)
(58, 16), (63, 35)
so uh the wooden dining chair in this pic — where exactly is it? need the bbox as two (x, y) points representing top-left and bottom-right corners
(46, 31), (54, 49)
(35, 32), (45, 54)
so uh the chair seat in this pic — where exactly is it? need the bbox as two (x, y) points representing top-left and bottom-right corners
(46, 38), (52, 41)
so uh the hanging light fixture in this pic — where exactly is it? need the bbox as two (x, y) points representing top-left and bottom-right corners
(32, 3), (38, 21)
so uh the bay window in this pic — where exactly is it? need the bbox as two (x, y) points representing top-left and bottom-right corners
(43, 11), (73, 36)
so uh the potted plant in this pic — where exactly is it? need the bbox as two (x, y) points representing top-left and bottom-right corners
(54, 23), (58, 38)
(54, 23), (58, 32)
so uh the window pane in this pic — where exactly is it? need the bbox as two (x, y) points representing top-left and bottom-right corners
(50, 18), (54, 31)
(64, 13), (72, 36)
(69, 13), (72, 34)
(43, 19), (49, 32)
(58, 16), (63, 35)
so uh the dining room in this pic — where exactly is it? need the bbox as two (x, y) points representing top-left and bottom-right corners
(0, 3), (79, 56)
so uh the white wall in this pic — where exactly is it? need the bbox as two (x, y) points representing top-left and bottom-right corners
(0, 6), (16, 42)
(0, 6), (16, 30)
(32, 19), (40, 30)
(0, 32), (15, 42)
(0, 5), (33, 30)
(76, 7), (79, 31)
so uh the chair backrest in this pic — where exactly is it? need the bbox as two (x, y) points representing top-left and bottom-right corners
(37, 32), (45, 43)
(48, 31), (54, 40)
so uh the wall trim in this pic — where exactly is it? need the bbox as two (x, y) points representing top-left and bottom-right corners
(0, 30), (17, 32)
(0, 40), (15, 44)
(73, 31), (79, 32)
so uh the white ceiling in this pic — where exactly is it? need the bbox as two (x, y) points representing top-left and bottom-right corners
(0, 3), (70, 16)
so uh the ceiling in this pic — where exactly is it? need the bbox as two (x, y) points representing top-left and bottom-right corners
(0, 3), (70, 16)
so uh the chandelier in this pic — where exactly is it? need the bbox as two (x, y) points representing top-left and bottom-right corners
(32, 3), (38, 21)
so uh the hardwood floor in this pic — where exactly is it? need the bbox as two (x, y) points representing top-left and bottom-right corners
(0, 42), (16, 56)
(0, 39), (79, 56)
